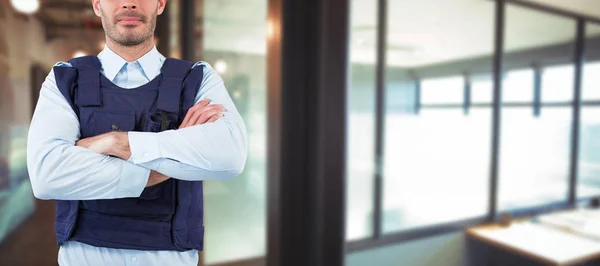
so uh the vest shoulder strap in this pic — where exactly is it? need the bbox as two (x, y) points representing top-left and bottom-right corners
(53, 66), (79, 114)
(68, 56), (102, 107)
(181, 64), (205, 112)
(157, 58), (194, 113)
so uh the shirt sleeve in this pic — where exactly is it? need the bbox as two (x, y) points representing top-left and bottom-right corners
(27, 64), (150, 200)
(128, 62), (248, 181)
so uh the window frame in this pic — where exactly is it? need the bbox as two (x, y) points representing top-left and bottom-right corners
(346, 0), (600, 252)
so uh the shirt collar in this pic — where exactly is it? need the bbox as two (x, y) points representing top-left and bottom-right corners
(97, 44), (165, 81)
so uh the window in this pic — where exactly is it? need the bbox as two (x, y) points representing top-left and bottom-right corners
(498, 107), (572, 210)
(346, 0), (600, 252)
(383, 107), (491, 231)
(498, 4), (575, 211)
(471, 75), (493, 104)
(578, 23), (600, 199)
(542, 65), (574, 103)
(421, 76), (464, 105)
(578, 108), (600, 198)
(380, 0), (494, 233)
(582, 62), (600, 101)
(198, 0), (268, 263)
(583, 22), (600, 101)
(502, 69), (534, 103)
(345, 0), (378, 241)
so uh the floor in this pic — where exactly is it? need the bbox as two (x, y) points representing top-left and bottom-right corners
(0, 199), (59, 266)
(0, 197), (264, 266)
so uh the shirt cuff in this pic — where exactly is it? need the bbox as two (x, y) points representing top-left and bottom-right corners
(128, 131), (162, 164)
(138, 159), (162, 171)
(113, 161), (151, 198)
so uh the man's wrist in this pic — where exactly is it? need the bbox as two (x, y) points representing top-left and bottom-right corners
(108, 132), (131, 160)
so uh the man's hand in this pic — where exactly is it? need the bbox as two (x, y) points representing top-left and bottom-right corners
(77, 136), (170, 187)
(75, 131), (130, 160)
(146, 170), (170, 187)
(179, 99), (226, 129)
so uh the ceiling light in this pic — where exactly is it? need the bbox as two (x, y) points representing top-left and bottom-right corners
(267, 19), (275, 39)
(215, 60), (227, 74)
(10, 0), (39, 15)
(233, 90), (241, 99)
(73, 50), (87, 58)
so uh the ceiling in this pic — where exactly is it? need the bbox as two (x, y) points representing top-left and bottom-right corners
(36, 0), (103, 40)
(34, 0), (104, 53)
(200, 0), (600, 67)
(350, 0), (600, 67)
(519, 0), (600, 20)
(32, 0), (600, 66)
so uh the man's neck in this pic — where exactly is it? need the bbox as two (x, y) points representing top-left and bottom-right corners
(105, 38), (155, 62)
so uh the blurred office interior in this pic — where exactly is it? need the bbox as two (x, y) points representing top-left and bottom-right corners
(0, 0), (599, 265)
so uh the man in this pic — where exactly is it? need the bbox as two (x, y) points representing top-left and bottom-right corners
(26, 0), (247, 265)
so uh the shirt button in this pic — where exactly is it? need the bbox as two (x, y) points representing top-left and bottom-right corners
(131, 257), (137, 263)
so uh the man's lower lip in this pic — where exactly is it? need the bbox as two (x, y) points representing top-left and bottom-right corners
(118, 20), (142, 25)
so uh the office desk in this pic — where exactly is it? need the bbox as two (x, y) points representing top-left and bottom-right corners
(466, 217), (600, 266)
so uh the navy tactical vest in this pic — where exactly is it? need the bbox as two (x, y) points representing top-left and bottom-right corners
(52, 56), (205, 251)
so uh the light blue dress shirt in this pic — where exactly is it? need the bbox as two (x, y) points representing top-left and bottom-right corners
(26, 45), (248, 266)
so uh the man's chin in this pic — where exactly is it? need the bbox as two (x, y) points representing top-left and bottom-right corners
(114, 31), (146, 43)
(114, 37), (146, 47)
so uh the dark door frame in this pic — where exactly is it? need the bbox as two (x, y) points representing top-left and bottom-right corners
(267, 0), (350, 265)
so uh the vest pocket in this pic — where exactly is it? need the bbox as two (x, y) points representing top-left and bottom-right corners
(142, 111), (177, 133)
(90, 109), (136, 136)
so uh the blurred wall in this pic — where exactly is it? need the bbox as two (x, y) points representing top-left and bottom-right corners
(200, 51), (268, 264)
(0, 0), (75, 257)
(3, 9), (75, 123)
